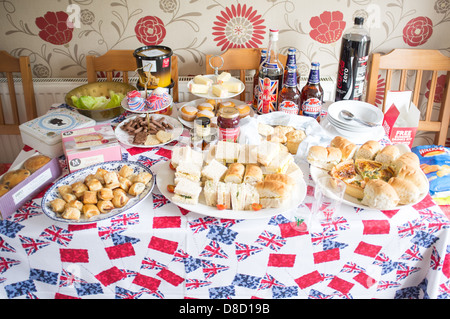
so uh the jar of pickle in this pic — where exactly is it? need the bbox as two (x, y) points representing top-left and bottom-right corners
(217, 107), (240, 142)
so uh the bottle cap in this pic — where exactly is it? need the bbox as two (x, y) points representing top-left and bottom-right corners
(217, 107), (239, 119)
(311, 61), (320, 67)
(354, 17), (364, 25)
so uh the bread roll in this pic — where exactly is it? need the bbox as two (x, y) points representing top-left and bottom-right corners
(355, 140), (381, 160)
(330, 136), (357, 160)
(396, 165), (428, 194)
(391, 152), (421, 173)
(243, 164), (263, 184)
(23, 155), (51, 173)
(375, 145), (400, 166)
(255, 180), (290, 208)
(224, 163), (245, 183)
(264, 173), (295, 189)
(286, 130), (306, 154)
(307, 146), (342, 171)
(361, 179), (399, 210)
(388, 177), (420, 205)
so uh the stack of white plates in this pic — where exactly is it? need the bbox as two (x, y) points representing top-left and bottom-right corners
(326, 100), (384, 136)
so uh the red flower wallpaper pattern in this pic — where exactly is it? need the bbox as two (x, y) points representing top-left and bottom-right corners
(309, 11), (346, 44)
(426, 74), (447, 103)
(35, 11), (74, 45)
(212, 4), (265, 51)
(403, 16), (434, 47)
(135, 16), (167, 46)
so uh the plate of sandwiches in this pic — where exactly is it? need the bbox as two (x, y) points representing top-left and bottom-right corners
(307, 136), (429, 210)
(187, 73), (245, 100)
(41, 161), (155, 224)
(154, 141), (307, 219)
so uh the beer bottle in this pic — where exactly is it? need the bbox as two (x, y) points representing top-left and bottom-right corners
(300, 62), (323, 120)
(279, 65), (300, 115)
(252, 49), (267, 111)
(257, 29), (284, 114)
(283, 47), (300, 85)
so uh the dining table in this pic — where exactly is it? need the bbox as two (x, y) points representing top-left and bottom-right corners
(1, 101), (449, 301)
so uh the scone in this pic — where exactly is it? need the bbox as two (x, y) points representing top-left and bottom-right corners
(286, 130), (306, 154)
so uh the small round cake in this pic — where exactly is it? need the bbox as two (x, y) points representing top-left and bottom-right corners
(180, 105), (198, 121)
(235, 104), (250, 118)
(127, 90), (146, 112)
(196, 109), (215, 119)
(197, 102), (214, 112)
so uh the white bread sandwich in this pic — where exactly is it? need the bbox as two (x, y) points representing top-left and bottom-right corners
(175, 161), (201, 182)
(243, 164), (263, 184)
(285, 162), (303, 180)
(238, 144), (258, 164)
(255, 180), (290, 208)
(330, 136), (357, 160)
(388, 177), (420, 205)
(203, 180), (218, 206)
(215, 141), (240, 164)
(355, 140), (381, 160)
(361, 179), (399, 210)
(243, 183), (260, 210)
(171, 146), (203, 168)
(217, 182), (232, 209)
(307, 146), (342, 171)
(224, 163), (245, 183)
(257, 140), (280, 166)
(230, 183), (246, 210)
(172, 178), (202, 205)
(265, 152), (294, 174)
(201, 159), (228, 182)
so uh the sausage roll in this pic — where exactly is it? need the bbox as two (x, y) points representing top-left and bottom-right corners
(82, 190), (98, 204)
(98, 188), (114, 201)
(50, 198), (66, 213)
(97, 200), (114, 214)
(86, 178), (102, 191)
(112, 188), (129, 208)
(62, 207), (81, 220)
(129, 182), (145, 196)
(82, 204), (100, 219)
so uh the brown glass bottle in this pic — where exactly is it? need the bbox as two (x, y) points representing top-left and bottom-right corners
(300, 62), (323, 120)
(278, 65), (300, 115)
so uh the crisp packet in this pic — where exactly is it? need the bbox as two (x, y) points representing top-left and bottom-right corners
(411, 145), (450, 202)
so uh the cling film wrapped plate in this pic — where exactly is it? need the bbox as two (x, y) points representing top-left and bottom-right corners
(412, 145), (450, 203)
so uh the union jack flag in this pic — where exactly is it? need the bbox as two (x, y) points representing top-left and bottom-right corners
(374, 253), (397, 275)
(98, 226), (127, 240)
(439, 281), (450, 298)
(141, 257), (165, 270)
(188, 217), (217, 234)
(235, 242), (263, 261)
(396, 263), (420, 280)
(19, 235), (50, 255)
(40, 225), (73, 246)
(258, 273), (284, 290)
(59, 269), (87, 288)
(0, 236), (15, 253)
(115, 286), (143, 299)
(137, 154), (163, 167)
(152, 193), (170, 209)
(0, 257), (20, 274)
(427, 218), (450, 233)
(310, 231), (338, 246)
(13, 202), (41, 222)
(200, 241), (228, 259)
(376, 280), (400, 291)
(308, 289), (333, 299)
(341, 262), (365, 274)
(256, 231), (286, 251)
(258, 77), (279, 113)
(111, 212), (139, 227)
(142, 288), (165, 299)
(400, 244), (423, 261)
(430, 246), (442, 270)
(172, 248), (189, 262)
(185, 278), (212, 290)
(321, 216), (349, 232)
(201, 260), (229, 279)
(397, 219), (424, 238)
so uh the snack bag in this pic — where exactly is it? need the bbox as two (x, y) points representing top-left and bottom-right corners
(412, 145), (450, 203)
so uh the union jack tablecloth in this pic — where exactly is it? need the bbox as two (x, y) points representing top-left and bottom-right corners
(1, 134), (450, 300)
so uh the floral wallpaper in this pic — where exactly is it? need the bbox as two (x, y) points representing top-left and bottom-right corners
(1, 0), (449, 145)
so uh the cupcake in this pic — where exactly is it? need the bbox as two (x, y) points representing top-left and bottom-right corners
(218, 101), (235, 109)
(180, 105), (198, 122)
(197, 102), (214, 112)
(235, 104), (251, 118)
(196, 109), (215, 119)
(127, 90), (146, 112)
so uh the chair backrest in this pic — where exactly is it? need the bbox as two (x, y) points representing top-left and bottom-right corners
(366, 49), (450, 146)
(205, 48), (287, 101)
(86, 50), (179, 102)
(0, 51), (37, 135)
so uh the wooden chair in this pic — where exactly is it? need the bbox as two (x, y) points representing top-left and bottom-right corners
(366, 49), (450, 145)
(205, 48), (287, 101)
(86, 50), (179, 102)
(0, 51), (37, 135)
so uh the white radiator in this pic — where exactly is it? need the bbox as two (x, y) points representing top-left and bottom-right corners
(0, 76), (336, 163)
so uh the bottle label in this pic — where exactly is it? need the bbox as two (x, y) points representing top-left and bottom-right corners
(219, 127), (240, 143)
(301, 98), (322, 118)
(279, 100), (299, 115)
(285, 70), (297, 87)
(308, 69), (320, 84)
(258, 77), (279, 114)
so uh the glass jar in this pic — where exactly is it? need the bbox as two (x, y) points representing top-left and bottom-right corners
(217, 107), (240, 142)
(194, 117), (211, 138)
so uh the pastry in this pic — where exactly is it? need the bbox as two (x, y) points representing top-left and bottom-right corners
(196, 110), (214, 119)
(82, 204), (100, 219)
(82, 190), (98, 205)
(50, 198), (66, 213)
(97, 200), (114, 214)
(98, 188), (114, 201)
(119, 165), (133, 178)
(128, 182), (145, 196)
(112, 188), (129, 208)
(62, 207), (81, 220)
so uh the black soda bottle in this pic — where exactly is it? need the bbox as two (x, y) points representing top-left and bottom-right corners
(335, 17), (371, 101)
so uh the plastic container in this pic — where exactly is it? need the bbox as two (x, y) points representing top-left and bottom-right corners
(19, 108), (95, 158)
(134, 46), (173, 90)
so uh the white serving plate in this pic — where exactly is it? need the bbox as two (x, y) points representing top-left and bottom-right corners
(115, 114), (183, 148)
(187, 74), (245, 100)
(153, 161), (307, 219)
(327, 100), (384, 129)
(309, 143), (428, 210)
(42, 161), (155, 224)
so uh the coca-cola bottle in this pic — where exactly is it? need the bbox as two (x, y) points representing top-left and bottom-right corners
(335, 17), (371, 101)
(300, 62), (323, 120)
(279, 65), (300, 115)
(257, 29), (284, 114)
(252, 49), (267, 111)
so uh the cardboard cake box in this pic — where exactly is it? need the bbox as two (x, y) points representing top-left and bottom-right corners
(0, 152), (62, 220)
(62, 123), (122, 173)
(19, 108), (96, 158)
